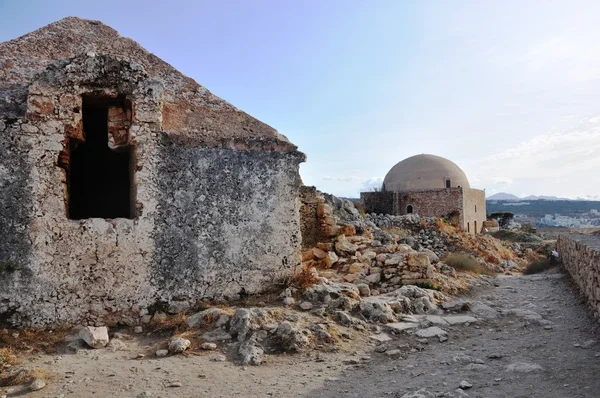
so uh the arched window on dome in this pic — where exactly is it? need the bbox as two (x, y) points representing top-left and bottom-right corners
(445, 178), (451, 188)
(407, 205), (413, 214)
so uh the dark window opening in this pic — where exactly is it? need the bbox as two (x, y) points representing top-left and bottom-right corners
(407, 205), (413, 214)
(475, 204), (477, 213)
(474, 220), (478, 234)
(467, 222), (470, 233)
(445, 179), (451, 188)
(69, 96), (134, 219)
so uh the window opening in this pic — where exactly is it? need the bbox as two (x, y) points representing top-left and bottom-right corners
(407, 205), (413, 214)
(68, 95), (134, 219)
(474, 220), (477, 234)
(467, 222), (470, 233)
(445, 179), (451, 188)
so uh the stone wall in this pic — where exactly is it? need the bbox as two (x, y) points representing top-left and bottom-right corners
(299, 186), (340, 247)
(361, 191), (393, 215)
(394, 189), (463, 221)
(557, 234), (600, 319)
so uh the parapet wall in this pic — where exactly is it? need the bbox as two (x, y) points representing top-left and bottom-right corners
(557, 234), (600, 319)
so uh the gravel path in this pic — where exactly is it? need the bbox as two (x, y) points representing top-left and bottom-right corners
(308, 268), (600, 398)
(8, 267), (600, 398)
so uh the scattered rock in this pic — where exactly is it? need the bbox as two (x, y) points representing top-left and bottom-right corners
(400, 388), (436, 398)
(369, 333), (392, 343)
(202, 330), (233, 342)
(444, 315), (478, 325)
(156, 349), (169, 357)
(187, 308), (226, 328)
(506, 362), (543, 373)
(29, 379), (46, 391)
(299, 301), (314, 310)
(415, 327), (447, 338)
(201, 342), (217, 351)
(238, 340), (264, 366)
(168, 338), (191, 354)
(79, 326), (109, 349)
(275, 321), (310, 352)
(459, 380), (472, 389)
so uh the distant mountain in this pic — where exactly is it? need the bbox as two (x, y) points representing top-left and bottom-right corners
(521, 195), (571, 201)
(487, 192), (520, 200)
(487, 193), (576, 201)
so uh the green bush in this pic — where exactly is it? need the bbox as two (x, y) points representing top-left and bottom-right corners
(492, 230), (543, 243)
(523, 259), (554, 275)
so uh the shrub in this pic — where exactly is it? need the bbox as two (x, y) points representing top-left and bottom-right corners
(415, 282), (442, 291)
(443, 252), (495, 276)
(443, 252), (478, 271)
(523, 259), (554, 275)
(289, 263), (319, 290)
(492, 230), (543, 243)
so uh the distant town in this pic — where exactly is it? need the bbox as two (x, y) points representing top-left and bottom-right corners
(486, 193), (600, 228)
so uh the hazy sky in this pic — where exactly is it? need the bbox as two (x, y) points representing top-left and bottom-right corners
(2, 1), (599, 199)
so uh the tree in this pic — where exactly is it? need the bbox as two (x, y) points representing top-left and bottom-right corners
(488, 212), (514, 229)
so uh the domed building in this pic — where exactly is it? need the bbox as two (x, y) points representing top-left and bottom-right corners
(361, 154), (486, 234)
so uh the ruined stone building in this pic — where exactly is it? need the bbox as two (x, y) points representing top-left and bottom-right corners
(0, 18), (305, 327)
(361, 154), (486, 234)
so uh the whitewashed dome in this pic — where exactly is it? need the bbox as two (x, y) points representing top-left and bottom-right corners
(383, 154), (470, 191)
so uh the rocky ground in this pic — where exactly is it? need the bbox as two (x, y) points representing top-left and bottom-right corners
(2, 267), (600, 397)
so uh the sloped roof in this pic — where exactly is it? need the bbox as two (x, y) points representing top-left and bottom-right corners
(0, 17), (296, 151)
(383, 154), (470, 191)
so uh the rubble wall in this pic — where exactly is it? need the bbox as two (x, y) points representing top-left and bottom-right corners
(557, 234), (600, 319)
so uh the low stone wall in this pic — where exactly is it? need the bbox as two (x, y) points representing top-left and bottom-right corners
(557, 234), (600, 319)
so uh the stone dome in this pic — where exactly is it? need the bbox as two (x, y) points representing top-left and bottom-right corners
(383, 154), (470, 191)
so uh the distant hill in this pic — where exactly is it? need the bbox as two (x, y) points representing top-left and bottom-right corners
(487, 192), (520, 200)
(486, 199), (600, 218)
(521, 195), (571, 201)
(487, 193), (574, 201)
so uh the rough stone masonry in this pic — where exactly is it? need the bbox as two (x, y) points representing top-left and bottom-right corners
(0, 17), (305, 327)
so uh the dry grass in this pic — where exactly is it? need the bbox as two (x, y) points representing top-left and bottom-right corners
(524, 258), (555, 275)
(381, 226), (411, 238)
(443, 252), (496, 276)
(0, 346), (49, 387)
(288, 263), (319, 290)
(0, 328), (69, 355)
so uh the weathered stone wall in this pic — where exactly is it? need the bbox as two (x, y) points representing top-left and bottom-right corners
(361, 191), (393, 215)
(557, 234), (600, 319)
(462, 188), (486, 234)
(152, 143), (303, 303)
(394, 189), (463, 222)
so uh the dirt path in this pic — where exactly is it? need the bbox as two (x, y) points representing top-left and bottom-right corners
(308, 268), (600, 398)
(5, 267), (600, 398)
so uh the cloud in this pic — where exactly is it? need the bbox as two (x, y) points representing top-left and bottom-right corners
(463, 115), (600, 198)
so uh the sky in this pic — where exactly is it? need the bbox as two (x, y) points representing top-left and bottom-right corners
(1, 0), (599, 200)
